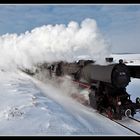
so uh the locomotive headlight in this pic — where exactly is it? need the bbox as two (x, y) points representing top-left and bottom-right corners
(117, 101), (121, 106)
(136, 97), (140, 104)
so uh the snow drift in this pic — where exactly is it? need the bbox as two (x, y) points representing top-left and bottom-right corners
(0, 18), (111, 71)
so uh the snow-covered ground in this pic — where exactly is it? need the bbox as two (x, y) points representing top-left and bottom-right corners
(0, 54), (140, 136)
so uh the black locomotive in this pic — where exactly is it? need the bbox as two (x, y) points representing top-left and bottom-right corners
(22, 59), (140, 120)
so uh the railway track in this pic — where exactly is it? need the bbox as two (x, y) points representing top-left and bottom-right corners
(129, 116), (140, 123)
(101, 113), (140, 135)
(113, 118), (140, 135)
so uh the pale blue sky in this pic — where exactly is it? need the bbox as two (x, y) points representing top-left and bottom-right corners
(0, 4), (140, 53)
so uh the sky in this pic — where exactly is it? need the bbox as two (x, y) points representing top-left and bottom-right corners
(0, 4), (140, 53)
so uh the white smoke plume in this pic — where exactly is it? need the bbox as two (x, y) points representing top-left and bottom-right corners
(0, 18), (111, 71)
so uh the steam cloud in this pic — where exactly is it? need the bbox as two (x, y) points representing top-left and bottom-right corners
(0, 18), (111, 71)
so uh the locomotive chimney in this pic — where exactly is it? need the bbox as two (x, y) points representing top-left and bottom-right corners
(105, 57), (113, 63)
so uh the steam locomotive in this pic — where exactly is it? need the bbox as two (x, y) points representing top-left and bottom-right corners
(22, 58), (140, 120)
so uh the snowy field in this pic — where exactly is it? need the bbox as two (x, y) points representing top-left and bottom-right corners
(0, 53), (139, 136)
